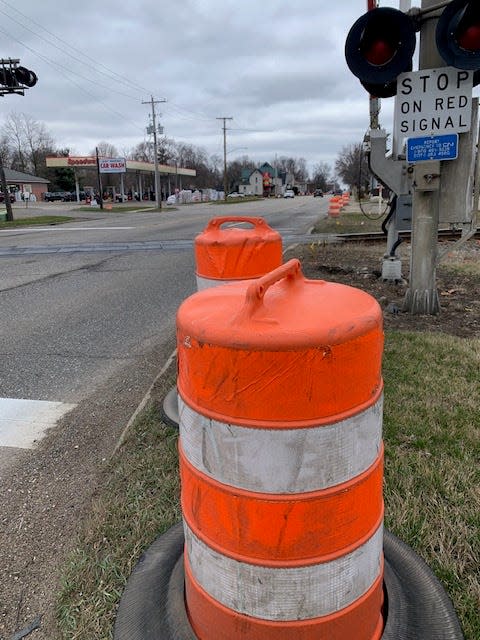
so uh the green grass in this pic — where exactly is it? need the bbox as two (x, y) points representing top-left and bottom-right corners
(313, 209), (385, 234)
(56, 334), (480, 639)
(0, 215), (72, 228)
(382, 332), (479, 640)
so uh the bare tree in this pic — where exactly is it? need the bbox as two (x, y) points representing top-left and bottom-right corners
(335, 143), (370, 193)
(91, 141), (119, 158)
(312, 162), (331, 191)
(2, 112), (55, 175)
(275, 155), (309, 181)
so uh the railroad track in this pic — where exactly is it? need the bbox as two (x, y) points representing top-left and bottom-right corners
(323, 227), (480, 243)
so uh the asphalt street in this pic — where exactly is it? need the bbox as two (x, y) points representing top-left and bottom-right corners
(0, 196), (327, 463)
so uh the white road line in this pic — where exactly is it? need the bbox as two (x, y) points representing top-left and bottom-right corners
(0, 398), (76, 449)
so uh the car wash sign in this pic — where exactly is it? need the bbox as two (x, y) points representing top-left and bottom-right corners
(99, 157), (127, 173)
(393, 67), (473, 154)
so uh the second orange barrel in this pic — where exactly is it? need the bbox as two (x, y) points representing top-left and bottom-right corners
(194, 216), (283, 290)
(177, 259), (385, 640)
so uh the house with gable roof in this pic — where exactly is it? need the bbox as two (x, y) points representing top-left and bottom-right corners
(238, 168), (263, 196)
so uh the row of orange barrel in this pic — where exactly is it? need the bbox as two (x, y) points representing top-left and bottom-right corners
(115, 215), (464, 640)
(184, 215), (384, 639)
(328, 192), (350, 217)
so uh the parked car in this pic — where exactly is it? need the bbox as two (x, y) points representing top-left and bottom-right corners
(43, 191), (71, 202)
(0, 192), (15, 203)
(283, 190), (295, 198)
(227, 192), (245, 198)
(314, 189), (324, 197)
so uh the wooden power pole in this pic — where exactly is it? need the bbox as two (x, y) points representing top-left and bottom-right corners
(217, 117), (233, 200)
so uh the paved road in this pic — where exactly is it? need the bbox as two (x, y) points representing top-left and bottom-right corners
(0, 196), (327, 457)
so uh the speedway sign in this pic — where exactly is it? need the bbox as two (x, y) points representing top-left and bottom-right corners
(99, 157), (127, 173)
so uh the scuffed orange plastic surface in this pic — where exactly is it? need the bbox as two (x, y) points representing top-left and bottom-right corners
(195, 216), (282, 279)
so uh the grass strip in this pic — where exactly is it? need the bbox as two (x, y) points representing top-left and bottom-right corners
(0, 215), (72, 228)
(56, 333), (479, 640)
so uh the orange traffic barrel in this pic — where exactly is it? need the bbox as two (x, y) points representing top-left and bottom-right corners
(194, 216), (283, 290)
(177, 259), (385, 640)
(328, 196), (341, 217)
(342, 192), (350, 204)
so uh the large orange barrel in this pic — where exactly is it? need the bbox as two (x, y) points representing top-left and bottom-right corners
(194, 216), (283, 290)
(177, 259), (385, 640)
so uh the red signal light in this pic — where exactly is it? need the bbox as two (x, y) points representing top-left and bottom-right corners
(364, 40), (395, 66)
(457, 22), (480, 51)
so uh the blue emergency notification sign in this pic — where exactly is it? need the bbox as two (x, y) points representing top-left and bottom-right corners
(406, 133), (458, 163)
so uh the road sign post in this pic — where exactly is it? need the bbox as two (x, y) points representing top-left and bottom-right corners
(402, 0), (477, 315)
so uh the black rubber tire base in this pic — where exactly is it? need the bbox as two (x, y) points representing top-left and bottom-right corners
(114, 523), (464, 640)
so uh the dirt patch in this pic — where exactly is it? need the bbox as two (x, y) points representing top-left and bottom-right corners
(291, 239), (480, 338)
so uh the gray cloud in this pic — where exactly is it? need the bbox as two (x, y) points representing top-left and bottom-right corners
(0, 0), (456, 174)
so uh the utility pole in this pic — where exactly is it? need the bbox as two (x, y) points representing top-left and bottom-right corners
(403, 0), (444, 315)
(217, 117), (233, 200)
(95, 147), (104, 210)
(0, 156), (13, 221)
(143, 96), (166, 209)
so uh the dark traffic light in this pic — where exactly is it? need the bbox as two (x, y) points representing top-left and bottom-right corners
(436, 0), (480, 70)
(0, 61), (37, 94)
(345, 7), (417, 98)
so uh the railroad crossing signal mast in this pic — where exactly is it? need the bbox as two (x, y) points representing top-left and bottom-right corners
(0, 58), (38, 222)
(345, 0), (480, 315)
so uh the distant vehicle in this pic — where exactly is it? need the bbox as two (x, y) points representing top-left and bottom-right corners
(0, 192), (15, 203)
(283, 190), (295, 198)
(313, 189), (324, 197)
(228, 192), (245, 198)
(43, 191), (71, 202)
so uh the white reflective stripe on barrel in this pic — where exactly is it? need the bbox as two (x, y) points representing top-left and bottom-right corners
(179, 394), (383, 493)
(184, 522), (384, 621)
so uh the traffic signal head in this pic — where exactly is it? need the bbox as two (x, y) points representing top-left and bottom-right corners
(0, 62), (37, 93)
(436, 0), (480, 70)
(14, 66), (37, 87)
(345, 7), (417, 98)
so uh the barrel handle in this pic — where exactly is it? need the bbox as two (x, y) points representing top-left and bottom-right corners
(239, 259), (302, 319)
(206, 216), (267, 230)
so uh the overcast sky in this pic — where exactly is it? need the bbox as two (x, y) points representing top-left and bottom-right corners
(0, 1), (422, 174)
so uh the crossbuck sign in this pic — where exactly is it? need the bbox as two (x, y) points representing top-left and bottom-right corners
(393, 67), (473, 156)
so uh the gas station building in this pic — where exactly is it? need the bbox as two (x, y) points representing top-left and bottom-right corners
(45, 156), (196, 202)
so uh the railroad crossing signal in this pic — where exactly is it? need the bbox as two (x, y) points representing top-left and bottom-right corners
(345, 7), (417, 98)
(345, 1), (480, 98)
(436, 0), (480, 71)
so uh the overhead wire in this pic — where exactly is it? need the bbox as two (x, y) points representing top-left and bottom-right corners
(0, 0), (221, 137)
